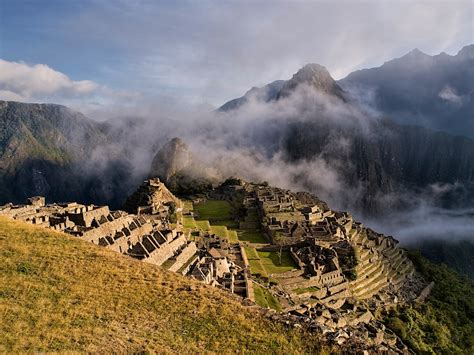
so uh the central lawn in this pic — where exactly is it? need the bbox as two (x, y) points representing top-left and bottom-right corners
(244, 247), (268, 277)
(293, 286), (320, 295)
(238, 230), (267, 243)
(257, 251), (297, 274)
(248, 259), (268, 278)
(244, 247), (260, 260)
(194, 200), (234, 221)
(210, 225), (229, 239)
(227, 230), (239, 243)
(194, 220), (211, 231)
(183, 200), (194, 211)
(194, 200), (239, 241)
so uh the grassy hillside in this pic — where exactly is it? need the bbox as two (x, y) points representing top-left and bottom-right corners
(0, 217), (323, 353)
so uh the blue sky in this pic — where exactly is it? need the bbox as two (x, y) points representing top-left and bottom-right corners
(0, 0), (472, 111)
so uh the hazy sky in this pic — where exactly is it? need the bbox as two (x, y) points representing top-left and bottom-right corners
(0, 0), (472, 109)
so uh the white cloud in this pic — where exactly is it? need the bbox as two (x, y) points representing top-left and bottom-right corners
(0, 89), (25, 102)
(438, 85), (463, 104)
(64, 0), (473, 105)
(0, 59), (99, 101)
(0, 59), (143, 116)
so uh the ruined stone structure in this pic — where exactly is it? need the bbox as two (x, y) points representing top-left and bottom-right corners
(249, 185), (414, 307)
(236, 183), (420, 351)
(123, 178), (181, 219)
(0, 184), (252, 301)
(0, 180), (425, 353)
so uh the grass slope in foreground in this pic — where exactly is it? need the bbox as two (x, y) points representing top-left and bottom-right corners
(0, 217), (323, 353)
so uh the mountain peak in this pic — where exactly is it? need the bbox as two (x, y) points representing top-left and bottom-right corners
(457, 44), (474, 59)
(406, 48), (427, 57)
(278, 63), (345, 100)
(293, 63), (332, 80)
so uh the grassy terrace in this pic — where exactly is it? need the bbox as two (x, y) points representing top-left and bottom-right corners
(257, 251), (298, 274)
(194, 200), (237, 227)
(187, 199), (295, 283)
(244, 247), (268, 278)
(253, 283), (281, 312)
(191, 200), (236, 241)
(186, 199), (267, 245)
(182, 215), (196, 229)
(0, 217), (323, 353)
(244, 247), (297, 278)
(238, 230), (267, 243)
(293, 286), (320, 295)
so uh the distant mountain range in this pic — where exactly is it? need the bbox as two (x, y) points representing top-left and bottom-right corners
(1, 45), (473, 217)
(0, 101), (139, 207)
(220, 45), (474, 139)
(217, 48), (474, 215)
(339, 45), (474, 138)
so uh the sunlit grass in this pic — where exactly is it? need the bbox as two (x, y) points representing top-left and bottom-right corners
(257, 251), (297, 274)
(194, 200), (233, 221)
(0, 217), (322, 353)
(238, 230), (267, 243)
(253, 283), (281, 311)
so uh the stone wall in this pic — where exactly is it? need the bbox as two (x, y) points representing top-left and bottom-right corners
(81, 215), (134, 244)
(168, 242), (197, 272)
(68, 206), (110, 227)
(144, 234), (187, 266)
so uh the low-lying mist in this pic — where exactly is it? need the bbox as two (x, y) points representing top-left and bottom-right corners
(84, 83), (474, 247)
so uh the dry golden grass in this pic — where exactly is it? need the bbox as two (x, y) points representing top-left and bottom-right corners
(0, 217), (324, 353)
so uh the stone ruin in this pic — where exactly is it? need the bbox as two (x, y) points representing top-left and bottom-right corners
(250, 184), (415, 305)
(235, 183), (425, 352)
(0, 180), (430, 353)
(123, 178), (181, 220)
(0, 182), (252, 301)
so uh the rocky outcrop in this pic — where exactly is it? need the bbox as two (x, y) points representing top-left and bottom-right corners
(149, 137), (192, 183)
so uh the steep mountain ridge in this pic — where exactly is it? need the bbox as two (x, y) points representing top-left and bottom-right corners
(339, 44), (474, 138)
(282, 118), (474, 213)
(218, 80), (285, 111)
(218, 64), (344, 112)
(216, 49), (474, 215)
(0, 101), (134, 207)
(277, 63), (346, 101)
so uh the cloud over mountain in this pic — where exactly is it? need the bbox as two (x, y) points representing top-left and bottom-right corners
(0, 59), (99, 101)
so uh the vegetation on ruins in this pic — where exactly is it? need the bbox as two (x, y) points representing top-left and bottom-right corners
(384, 251), (474, 354)
(339, 254), (358, 281)
(0, 217), (325, 353)
(222, 177), (243, 186)
(253, 284), (282, 311)
(166, 172), (213, 196)
(165, 201), (177, 223)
